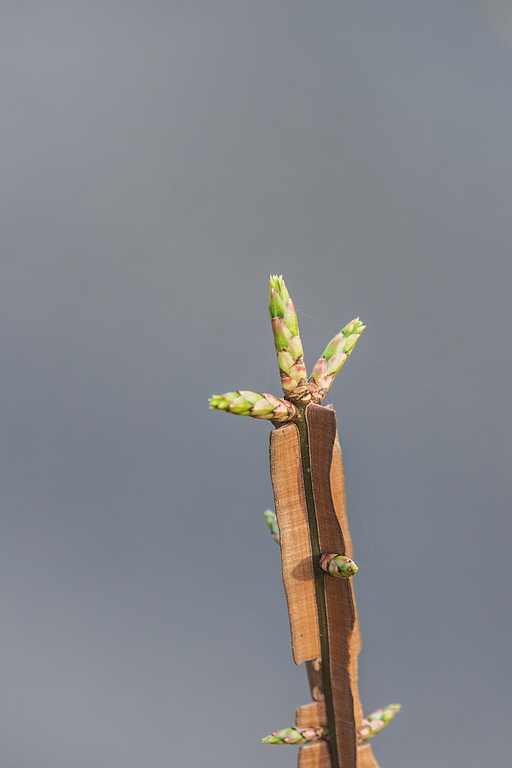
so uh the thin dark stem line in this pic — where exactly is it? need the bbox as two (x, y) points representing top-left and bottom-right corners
(294, 406), (339, 768)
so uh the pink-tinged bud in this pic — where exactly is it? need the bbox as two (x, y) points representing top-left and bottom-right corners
(289, 360), (307, 382)
(280, 375), (297, 395)
(264, 509), (281, 545)
(319, 553), (358, 578)
(316, 376), (331, 391)
(357, 703), (401, 742)
(380, 704), (401, 722)
(262, 726), (326, 745)
(263, 392), (283, 408)
(268, 275), (309, 402)
(307, 318), (365, 402)
(272, 400), (294, 421)
(209, 391), (295, 422)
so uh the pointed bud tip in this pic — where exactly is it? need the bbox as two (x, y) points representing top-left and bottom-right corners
(342, 317), (366, 336)
(268, 274), (290, 301)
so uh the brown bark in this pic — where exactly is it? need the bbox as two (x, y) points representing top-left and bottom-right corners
(270, 404), (380, 768)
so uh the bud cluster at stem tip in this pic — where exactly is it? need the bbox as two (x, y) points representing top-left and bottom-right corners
(269, 275), (310, 403)
(209, 274), (365, 421)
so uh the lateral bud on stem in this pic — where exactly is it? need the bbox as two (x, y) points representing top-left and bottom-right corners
(357, 703), (401, 742)
(264, 509), (281, 545)
(208, 390), (296, 422)
(319, 553), (358, 578)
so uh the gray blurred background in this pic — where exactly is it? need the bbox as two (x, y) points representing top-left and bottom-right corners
(1, 2), (511, 767)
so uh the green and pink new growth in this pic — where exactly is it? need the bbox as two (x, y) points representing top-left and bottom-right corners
(209, 276), (400, 764)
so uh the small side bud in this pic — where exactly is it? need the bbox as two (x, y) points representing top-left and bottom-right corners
(319, 553), (358, 578)
(264, 509), (281, 545)
(357, 703), (401, 742)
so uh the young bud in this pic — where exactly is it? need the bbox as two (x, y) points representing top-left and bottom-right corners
(209, 391), (296, 422)
(264, 509), (281, 545)
(269, 275), (309, 402)
(342, 317), (365, 336)
(262, 727), (326, 745)
(308, 318), (365, 403)
(319, 553), (358, 578)
(357, 703), (401, 742)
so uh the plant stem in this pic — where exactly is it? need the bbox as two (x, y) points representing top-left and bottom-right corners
(294, 404), (340, 768)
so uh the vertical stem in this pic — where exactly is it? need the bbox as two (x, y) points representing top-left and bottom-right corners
(294, 406), (340, 768)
